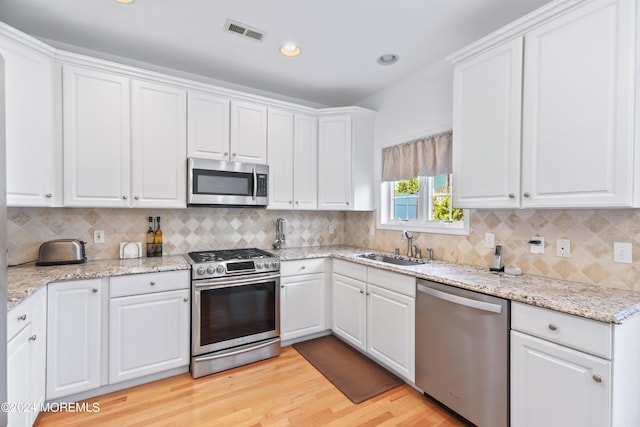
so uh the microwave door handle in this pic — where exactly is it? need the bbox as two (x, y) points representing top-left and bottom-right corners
(252, 168), (257, 201)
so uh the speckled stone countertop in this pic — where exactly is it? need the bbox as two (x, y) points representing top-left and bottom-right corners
(7, 255), (190, 311)
(272, 245), (640, 324)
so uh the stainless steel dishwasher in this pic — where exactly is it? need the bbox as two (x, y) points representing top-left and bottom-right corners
(416, 279), (509, 427)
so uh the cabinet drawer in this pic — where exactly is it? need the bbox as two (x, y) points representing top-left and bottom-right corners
(511, 301), (612, 359)
(367, 267), (415, 298)
(110, 270), (189, 298)
(281, 258), (325, 277)
(333, 259), (367, 281)
(7, 287), (46, 342)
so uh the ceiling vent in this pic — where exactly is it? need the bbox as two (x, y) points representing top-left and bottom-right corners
(224, 19), (265, 42)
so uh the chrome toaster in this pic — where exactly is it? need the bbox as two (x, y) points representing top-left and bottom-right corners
(36, 239), (87, 266)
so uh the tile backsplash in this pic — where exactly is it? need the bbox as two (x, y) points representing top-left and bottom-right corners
(8, 206), (640, 292)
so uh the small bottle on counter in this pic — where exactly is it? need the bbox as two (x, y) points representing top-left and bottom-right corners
(146, 216), (155, 257)
(154, 216), (163, 256)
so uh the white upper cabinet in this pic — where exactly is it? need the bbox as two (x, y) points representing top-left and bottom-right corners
(450, 0), (635, 208)
(452, 38), (523, 208)
(317, 108), (375, 211)
(230, 100), (268, 164)
(187, 90), (230, 160)
(0, 26), (62, 207)
(267, 108), (318, 210)
(63, 65), (187, 208)
(131, 80), (187, 208)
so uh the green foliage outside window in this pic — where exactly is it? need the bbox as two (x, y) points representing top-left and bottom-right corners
(433, 196), (464, 221)
(395, 178), (419, 194)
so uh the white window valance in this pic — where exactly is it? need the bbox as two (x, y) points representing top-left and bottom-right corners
(381, 131), (453, 181)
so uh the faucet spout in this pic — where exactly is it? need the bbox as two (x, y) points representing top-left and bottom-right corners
(402, 230), (414, 257)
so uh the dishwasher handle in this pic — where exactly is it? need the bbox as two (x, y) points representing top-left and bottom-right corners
(417, 283), (503, 314)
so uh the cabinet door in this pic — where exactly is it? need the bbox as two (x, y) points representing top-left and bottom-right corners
(267, 108), (295, 209)
(293, 114), (318, 210)
(47, 279), (102, 399)
(452, 37), (523, 208)
(131, 80), (187, 208)
(7, 324), (33, 427)
(331, 273), (366, 351)
(281, 272), (326, 341)
(521, 0), (634, 207)
(230, 100), (267, 164)
(318, 115), (352, 210)
(511, 331), (611, 427)
(110, 289), (190, 384)
(63, 66), (130, 207)
(0, 37), (61, 207)
(187, 91), (230, 160)
(366, 283), (415, 381)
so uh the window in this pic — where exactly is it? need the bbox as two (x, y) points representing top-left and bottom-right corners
(380, 174), (468, 235)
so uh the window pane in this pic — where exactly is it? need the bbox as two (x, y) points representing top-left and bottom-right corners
(393, 178), (419, 220)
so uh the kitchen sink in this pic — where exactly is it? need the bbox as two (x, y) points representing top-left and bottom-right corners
(358, 253), (426, 266)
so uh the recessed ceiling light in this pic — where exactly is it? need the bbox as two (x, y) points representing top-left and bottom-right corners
(114, 0), (135, 4)
(377, 54), (399, 65)
(280, 43), (301, 57)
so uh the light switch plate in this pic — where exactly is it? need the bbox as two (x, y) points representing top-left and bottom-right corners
(530, 236), (544, 255)
(556, 239), (571, 258)
(614, 242), (632, 264)
(94, 230), (105, 244)
(484, 233), (495, 248)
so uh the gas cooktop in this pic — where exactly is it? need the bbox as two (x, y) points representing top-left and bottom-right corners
(187, 248), (279, 280)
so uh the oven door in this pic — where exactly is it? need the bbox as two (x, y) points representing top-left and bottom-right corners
(187, 158), (268, 206)
(192, 272), (280, 356)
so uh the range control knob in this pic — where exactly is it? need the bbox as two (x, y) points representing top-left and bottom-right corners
(216, 265), (225, 274)
(207, 265), (216, 274)
(255, 261), (264, 269)
(196, 266), (206, 276)
(272, 260), (280, 269)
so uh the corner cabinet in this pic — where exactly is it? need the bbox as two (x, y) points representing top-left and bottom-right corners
(268, 108), (318, 210)
(0, 24), (62, 207)
(451, 0), (636, 208)
(332, 259), (415, 381)
(63, 65), (187, 208)
(511, 301), (640, 426)
(317, 108), (375, 211)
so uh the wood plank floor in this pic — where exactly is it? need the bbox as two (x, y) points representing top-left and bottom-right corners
(34, 346), (467, 427)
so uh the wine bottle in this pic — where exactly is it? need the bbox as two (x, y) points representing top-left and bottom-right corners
(146, 216), (155, 257)
(154, 216), (163, 256)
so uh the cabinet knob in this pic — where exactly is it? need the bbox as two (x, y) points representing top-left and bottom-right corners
(232, 153), (237, 157)
(295, 201), (299, 204)
(280, 285), (285, 288)
(548, 324), (557, 331)
(18, 314), (27, 321)
(289, 201), (293, 204)
(366, 292), (370, 296)
(360, 289), (364, 294)
(523, 192), (530, 198)
(92, 288), (98, 293)
(300, 266), (306, 270)
(183, 297), (188, 302)
(45, 193), (53, 198)
(593, 374), (602, 383)
(122, 195), (128, 200)
(508, 193), (515, 199)
(150, 281), (156, 286)
(134, 196), (139, 200)
(29, 335), (37, 342)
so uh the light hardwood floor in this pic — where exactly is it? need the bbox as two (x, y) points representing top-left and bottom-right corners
(34, 346), (467, 426)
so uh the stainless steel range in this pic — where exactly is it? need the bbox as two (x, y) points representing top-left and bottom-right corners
(188, 248), (281, 379)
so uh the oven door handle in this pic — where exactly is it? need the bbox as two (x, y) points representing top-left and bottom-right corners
(194, 273), (281, 290)
(195, 338), (280, 362)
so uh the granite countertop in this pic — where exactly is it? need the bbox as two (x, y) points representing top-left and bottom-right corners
(272, 245), (640, 325)
(8, 246), (640, 324)
(7, 255), (190, 311)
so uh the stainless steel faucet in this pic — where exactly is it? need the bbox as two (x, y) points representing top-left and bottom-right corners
(402, 230), (414, 257)
(272, 218), (286, 249)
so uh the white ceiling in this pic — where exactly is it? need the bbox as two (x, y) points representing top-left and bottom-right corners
(0, 0), (552, 107)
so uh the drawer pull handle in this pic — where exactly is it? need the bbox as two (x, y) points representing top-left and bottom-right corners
(548, 324), (557, 331)
(18, 314), (27, 321)
(300, 266), (306, 270)
(29, 335), (37, 342)
(150, 281), (156, 286)
(92, 288), (98, 293)
(593, 374), (602, 383)
(45, 193), (53, 198)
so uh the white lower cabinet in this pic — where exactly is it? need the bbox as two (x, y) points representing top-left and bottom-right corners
(7, 287), (46, 427)
(331, 259), (415, 381)
(511, 301), (640, 427)
(109, 272), (190, 384)
(280, 259), (327, 342)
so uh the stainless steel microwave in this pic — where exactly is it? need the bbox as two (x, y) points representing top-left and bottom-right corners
(187, 158), (269, 207)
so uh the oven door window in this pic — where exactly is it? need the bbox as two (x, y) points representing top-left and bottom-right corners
(194, 169), (252, 197)
(199, 281), (276, 346)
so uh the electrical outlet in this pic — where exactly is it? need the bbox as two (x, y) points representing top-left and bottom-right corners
(530, 236), (544, 255)
(329, 224), (334, 234)
(556, 239), (571, 258)
(94, 230), (105, 244)
(369, 225), (375, 237)
(614, 242), (632, 264)
(484, 233), (495, 248)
